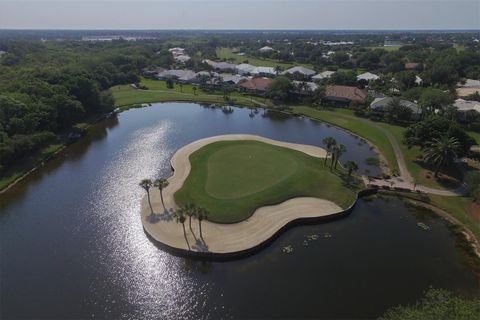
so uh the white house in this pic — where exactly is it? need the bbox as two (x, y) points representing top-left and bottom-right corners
(259, 46), (274, 53)
(357, 72), (380, 82)
(282, 66), (316, 78)
(312, 71), (335, 81)
(235, 63), (256, 75)
(453, 99), (480, 113)
(370, 97), (421, 118)
(250, 66), (276, 77)
(174, 55), (191, 63)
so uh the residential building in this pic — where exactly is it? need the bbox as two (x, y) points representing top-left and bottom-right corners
(357, 72), (380, 82)
(282, 66), (316, 79)
(221, 74), (247, 85)
(250, 66), (276, 77)
(236, 63), (256, 75)
(292, 81), (319, 95)
(456, 79), (480, 97)
(259, 46), (274, 53)
(312, 71), (335, 82)
(239, 77), (272, 93)
(405, 62), (421, 70)
(323, 85), (367, 106)
(453, 99), (480, 120)
(370, 97), (421, 118)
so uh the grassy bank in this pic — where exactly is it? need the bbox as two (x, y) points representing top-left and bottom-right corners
(292, 106), (399, 173)
(175, 140), (358, 223)
(111, 81), (273, 109)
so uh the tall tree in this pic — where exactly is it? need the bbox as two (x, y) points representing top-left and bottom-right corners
(423, 136), (461, 177)
(322, 137), (337, 166)
(331, 144), (346, 171)
(344, 160), (358, 177)
(197, 207), (209, 240)
(139, 179), (153, 213)
(174, 208), (190, 250)
(153, 178), (169, 212)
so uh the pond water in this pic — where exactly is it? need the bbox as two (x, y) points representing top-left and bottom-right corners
(1, 103), (478, 319)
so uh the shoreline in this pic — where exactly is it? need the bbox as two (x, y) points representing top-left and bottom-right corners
(141, 134), (356, 256)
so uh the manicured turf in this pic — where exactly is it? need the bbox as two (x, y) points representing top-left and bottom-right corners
(216, 47), (314, 69)
(111, 79), (273, 109)
(174, 140), (358, 223)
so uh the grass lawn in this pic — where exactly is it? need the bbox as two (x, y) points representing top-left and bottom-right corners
(174, 140), (358, 223)
(111, 79), (273, 109)
(292, 106), (399, 172)
(216, 47), (314, 69)
(467, 131), (480, 145)
(366, 45), (402, 51)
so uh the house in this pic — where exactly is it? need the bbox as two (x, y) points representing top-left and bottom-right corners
(456, 79), (480, 97)
(157, 69), (195, 81)
(174, 55), (191, 63)
(292, 81), (319, 95)
(415, 75), (423, 85)
(235, 63), (256, 75)
(177, 70), (198, 83)
(405, 62), (421, 70)
(142, 67), (166, 77)
(370, 97), (421, 118)
(168, 47), (185, 56)
(453, 99), (480, 120)
(282, 66), (316, 79)
(239, 77), (272, 93)
(204, 60), (236, 72)
(221, 74), (247, 85)
(312, 71), (335, 82)
(259, 46), (274, 53)
(357, 72), (380, 82)
(250, 66), (276, 77)
(324, 85), (367, 106)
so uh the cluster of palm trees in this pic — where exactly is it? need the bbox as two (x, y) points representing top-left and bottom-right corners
(139, 177), (209, 251)
(172, 203), (209, 250)
(322, 136), (358, 176)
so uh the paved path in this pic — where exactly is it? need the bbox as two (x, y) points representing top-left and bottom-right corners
(141, 134), (346, 255)
(366, 127), (466, 196)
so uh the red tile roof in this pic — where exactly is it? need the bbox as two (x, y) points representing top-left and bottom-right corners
(325, 85), (367, 103)
(239, 77), (272, 91)
(405, 62), (420, 69)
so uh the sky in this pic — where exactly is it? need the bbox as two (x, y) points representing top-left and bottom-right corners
(0, 0), (479, 30)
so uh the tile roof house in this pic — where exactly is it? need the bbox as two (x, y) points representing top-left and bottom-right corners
(221, 74), (247, 85)
(312, 71), (335, 81)
(282, 66), (316, 78)
(405, 62), (421, 70)
(324, 85), (367, 106)
(456, 79), (480, 97)
(357, 72), (380, 82)
(239, 77), (272, 92)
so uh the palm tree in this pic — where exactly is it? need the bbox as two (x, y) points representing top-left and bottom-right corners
(274, 65), (283, 76)
(322, 137), (337, 166)
(174, 208), (190, 250)
(179, 83), (183, 93)
(139, 179), (153, 213)
(153, 178), (169, 212)
(192, 86), (197, 96)
(197, 207), (209, 240)
(331, 144), (346, 171)
(423, 136), (461, 177)
(184, 203), (197, 233)
(344, 160), (358, 177)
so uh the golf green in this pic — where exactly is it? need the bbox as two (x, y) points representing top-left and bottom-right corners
(174, 140), (357, 223)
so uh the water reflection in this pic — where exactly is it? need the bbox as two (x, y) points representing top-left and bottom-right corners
(0, 103), (478, 320)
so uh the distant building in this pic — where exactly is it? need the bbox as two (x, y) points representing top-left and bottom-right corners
(221, 74), (247, 85)
(258, 46), (274, 53)
(204, 60), (236, 72)
(292, 81), (319, 95)
(415, 75), (423, 85)
(405, 62), (421, 70)
(312, 71), (335, 82)
(324, 85), (367, 106)
(235, 63), (256, 75)
(142, 67), (166, 78)
(174, 55), (191, 63)
(456, 79), (480, 97)
(453, 99), (480, 120)
(370, 97), (421, 119)
(250, 66), (276, 77)
(157, 69), (192, 80)
(357, 72), (380, 82)
(239, 77), (272, 93)
(282, 66), (316, 79)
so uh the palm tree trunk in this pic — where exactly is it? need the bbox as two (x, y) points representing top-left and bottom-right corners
(182, 223), (190, 250)
(160, 190), (165, 212)
(199, 220), (203, 240)
(324, 152), (328, 165)
(189, 216), (192, 232)
(330, 155), (335, 172)
(147, 191), (153, 214)
(348, 168), (352, 176)
(334, 158), (339, 169)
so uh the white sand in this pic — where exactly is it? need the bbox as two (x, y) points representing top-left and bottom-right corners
(140, 134), (344, 255)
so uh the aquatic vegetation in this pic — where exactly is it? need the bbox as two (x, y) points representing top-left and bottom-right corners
(417, 222), (431, 231)
(282, 245), (294, 253)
